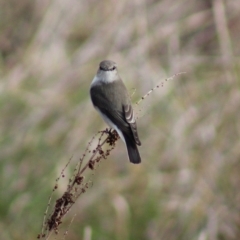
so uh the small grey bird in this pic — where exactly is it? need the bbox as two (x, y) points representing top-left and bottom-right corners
(90, 60), (141, 164)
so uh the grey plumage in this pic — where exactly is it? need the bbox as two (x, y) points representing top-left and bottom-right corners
(90, 60), (141, 164)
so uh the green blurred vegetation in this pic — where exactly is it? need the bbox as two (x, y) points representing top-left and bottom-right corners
(0, 0), (240, 239)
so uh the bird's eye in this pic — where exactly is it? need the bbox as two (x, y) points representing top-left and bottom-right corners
(112, 66), (116, 70)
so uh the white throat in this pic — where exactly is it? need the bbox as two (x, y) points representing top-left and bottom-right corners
(91, 70), (118, 86)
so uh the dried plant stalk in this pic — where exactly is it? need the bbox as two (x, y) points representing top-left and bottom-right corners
(38, 73), (184, 239)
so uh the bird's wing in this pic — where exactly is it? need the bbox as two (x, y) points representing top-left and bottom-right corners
(90, 85), (141, 146)
(123, 104), (141, 146)
(90, 85), (129, 130)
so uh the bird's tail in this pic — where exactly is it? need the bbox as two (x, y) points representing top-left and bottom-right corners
(125, 137), (141, 164)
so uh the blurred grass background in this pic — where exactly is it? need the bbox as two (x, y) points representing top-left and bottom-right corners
(0, 0), (240, 239)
